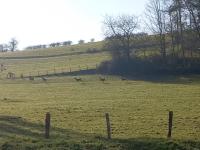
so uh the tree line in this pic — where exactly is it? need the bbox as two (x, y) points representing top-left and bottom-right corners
(0, 38), (19, 52)
(24, 41), (73, 50)
(0, 38), (95, 52)
(100, 0), (200, 75)
(23, 39), (95, 50)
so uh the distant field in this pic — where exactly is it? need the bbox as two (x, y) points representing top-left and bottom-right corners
(0, 43), (200, 149)
(0, 42), (110, 79)
(0, 42), (104, 58)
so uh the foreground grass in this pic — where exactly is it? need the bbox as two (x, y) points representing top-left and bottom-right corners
(0, 44), (200, 149)
(0, 74), (200, 149)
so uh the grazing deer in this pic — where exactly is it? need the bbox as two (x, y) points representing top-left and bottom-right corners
(42, 76), (47, 82)
(7, 72), (15, 79)
(100, 77), (105, 82)
(121, 77), (127, 81)
(29, 76), (34, 81)
(75, 77), (82, 82)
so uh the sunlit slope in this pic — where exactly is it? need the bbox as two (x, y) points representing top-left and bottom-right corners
(0, 41), (104, 58)
(0, 42), (110, 78)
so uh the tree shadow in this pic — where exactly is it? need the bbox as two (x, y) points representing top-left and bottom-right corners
(98, 137), (200, 150)
(125, 74), (200, 84)
(0, 116), (200, 149)
(0, 115), (94, 140)
(15, 68), (200, 85)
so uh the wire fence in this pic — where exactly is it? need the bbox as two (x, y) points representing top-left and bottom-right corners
(0, 63), (100, 79)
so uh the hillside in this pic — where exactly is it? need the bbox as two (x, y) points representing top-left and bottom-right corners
(0, 42), (110, 79)
(0, 42), (200, 149)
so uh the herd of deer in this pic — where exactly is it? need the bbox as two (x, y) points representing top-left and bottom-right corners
(74, 77), (127, 82)
(27, 76), (127, 82)
(28, 76), (47, 82)
(5, 74), (127, 83)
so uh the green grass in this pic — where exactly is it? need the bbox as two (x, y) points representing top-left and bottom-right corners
(0, 43), (200, 149)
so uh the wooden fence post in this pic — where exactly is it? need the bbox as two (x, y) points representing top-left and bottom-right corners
(46, 70), (48, 75)
(45, 112), (51, 139)
(167, 111), (173, 138)
(54, 68), (56, 74)
(38, 71), (39, 76)
(70, 67), (71, 72)
(86, 65), (88, 70)
(105, 113), (111, 139)
(62, 68), (64, 73)
(79, 65), (81, 70)
(21, 73), (23, 78)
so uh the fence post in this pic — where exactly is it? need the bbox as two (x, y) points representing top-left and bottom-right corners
(45, 112), (51, 139)
(70, 67), (71, 72)
(54, 68), (56, 74)
(167, 111), (173, 138)
(62, 68), (64, 73)
(79, 65), (81, 71)
(38, 71), (39, 76)
(21, 73), (23, 78)
(46, 70), (48, 75)
(105, 113), (111, 139)
(86, 65), (88, 70)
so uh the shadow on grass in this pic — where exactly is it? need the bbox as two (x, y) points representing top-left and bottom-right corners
(97, 137), (200, 150)
(0, 116), (200, 149)
(14, 68), (200, 85)
(124, 74), (200, 85)
(19, 69), (96, 79)
(0, 115), (93, 140)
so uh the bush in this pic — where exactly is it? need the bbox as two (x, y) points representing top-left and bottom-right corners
(96, 55), (200, 76)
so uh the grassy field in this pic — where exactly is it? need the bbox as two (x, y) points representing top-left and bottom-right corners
(0, 43), (200, 149)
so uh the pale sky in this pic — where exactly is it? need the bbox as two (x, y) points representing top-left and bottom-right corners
(0, 0), (147, 50)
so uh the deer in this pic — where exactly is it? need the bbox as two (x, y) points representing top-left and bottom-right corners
(7, 72), (15, 79)
(121, 77), (127, 81)
(29, 76), (34, 81)
(75, 77), (82, 82)
(42, 76), (47, 82)
(99, 77), (105, 82)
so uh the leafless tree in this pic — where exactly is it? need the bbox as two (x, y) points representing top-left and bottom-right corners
(102, 13), (139, 62)
(144, 0), (167, 61)
(9, 37), (19, 52)
(90, 38), (95, 42)
(78, 39), (85, 44)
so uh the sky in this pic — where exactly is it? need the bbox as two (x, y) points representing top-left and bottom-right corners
(0, 0), (148, 50)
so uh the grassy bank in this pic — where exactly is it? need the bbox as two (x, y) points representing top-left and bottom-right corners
(0, 43), (200, 149)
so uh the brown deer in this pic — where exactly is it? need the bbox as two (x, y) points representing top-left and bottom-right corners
(100, 77), (105, 82)
(29, 76), (34, 81)
(121, 77), (127, 81)
(7, 72), (15, 79)
(75, 77), (82, 82)
(42, 76), (47, 82)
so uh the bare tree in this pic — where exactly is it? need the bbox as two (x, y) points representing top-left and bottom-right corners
(90, 38), (95, 42)
(49, 43), (56, 47)
(63, 41), (72, 46)
(78, 39), (85, 44)
(102, 13), (139, 62)
(56, 42), (61, 47)
(144, 0), (167, 61)
(184, 0), (200, 38)
(0, 44), (3, 52)
(9, 37), (19, 52)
